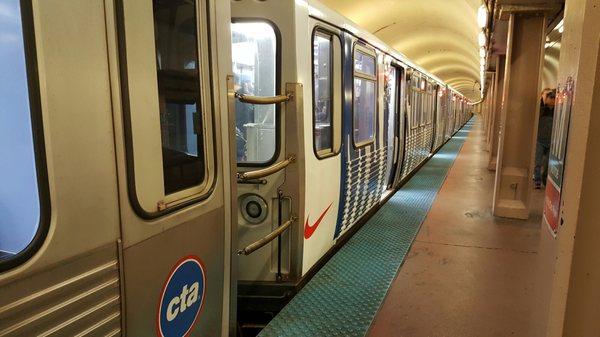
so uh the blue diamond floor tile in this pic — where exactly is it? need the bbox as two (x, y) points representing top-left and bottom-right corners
(259, 120), (474, 337)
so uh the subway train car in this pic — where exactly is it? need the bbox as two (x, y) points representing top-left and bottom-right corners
(1, 1), (236, 336)
(232, 0), (473, 324)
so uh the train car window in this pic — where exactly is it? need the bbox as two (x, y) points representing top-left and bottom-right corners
(153, 0), (205, 194)
(432, 90), (436, 124)
(231, 22), (278, 165)
(384, 64), (398, 185)
(419, 78), (429, 126)
(0, 1), (48, 267)
(414, 77), (420, 129)
(353, 46), (377, 146)
(426, 84), (433, 125)
(410, 76), (420, 129)
(313, 31), (333, 154)
(118, 0), (216, 215)
(354, 50), (376, 76)
(385, 66), (398, 125)
(432, 86), (436, 124)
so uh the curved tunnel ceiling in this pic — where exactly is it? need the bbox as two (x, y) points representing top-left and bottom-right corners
(320, 0), (483, 101)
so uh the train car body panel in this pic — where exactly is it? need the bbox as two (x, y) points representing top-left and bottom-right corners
(0, 0), (123, 335)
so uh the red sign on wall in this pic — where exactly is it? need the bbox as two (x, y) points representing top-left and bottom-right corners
(543, 179), (560, 235)
(543, 77), (574, 237)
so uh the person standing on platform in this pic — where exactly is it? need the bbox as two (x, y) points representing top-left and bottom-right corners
(534, 88), (556, 189)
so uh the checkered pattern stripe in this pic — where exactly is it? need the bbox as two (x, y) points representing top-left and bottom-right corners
(402, 124), (433, 179)
(433, 119), (445, 150)
(336, 146), (388, 238)
(445, 114), (455, 140)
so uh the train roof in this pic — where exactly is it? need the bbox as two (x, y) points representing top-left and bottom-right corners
(306, 0), (467, 101)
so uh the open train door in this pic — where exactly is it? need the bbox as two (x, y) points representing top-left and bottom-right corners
(384, 62), (405, 190)
(230, 0), (305, 319)
(115, 0), (235, 335)
(391, 66), (408, 189)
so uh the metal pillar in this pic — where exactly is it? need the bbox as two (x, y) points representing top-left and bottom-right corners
(487, 55), (505, 171)
(492, 12), (546, 219)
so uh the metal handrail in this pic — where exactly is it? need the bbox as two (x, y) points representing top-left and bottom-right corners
(235, 92), (292, 105)
(238, 216), (297, 256)
(237, 155), (296, 181)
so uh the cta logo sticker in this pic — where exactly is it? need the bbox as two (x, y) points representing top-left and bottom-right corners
(157, 256), (206, 337)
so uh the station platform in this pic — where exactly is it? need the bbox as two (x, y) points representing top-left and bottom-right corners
(259, 117), (543, 337)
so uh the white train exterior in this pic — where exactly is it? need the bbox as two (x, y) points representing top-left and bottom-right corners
(233, 0), (472, 319)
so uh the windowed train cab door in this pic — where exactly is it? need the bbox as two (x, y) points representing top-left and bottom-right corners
(301, 19), (343, 275)
(431, 85), (443, 152)
(113, 0), (234, 336)
(332, 36), (386, 241)
(445, 93), (455, 141)
(230, 0), (301, 287)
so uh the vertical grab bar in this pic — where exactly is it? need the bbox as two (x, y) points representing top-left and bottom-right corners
(276, 190), (283, 282)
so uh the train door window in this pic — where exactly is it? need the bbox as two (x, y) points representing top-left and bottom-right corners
(410, 77), (414, 128)
(419, 79), (427, 127)
(426, 84), (433, 125)
(118, 0), (216, 215)
(418, 79), (422, 127)
(1, 1), (48, 267)
(353, 45), (377, 146)
(434, 88), (437, 124)
(421, 83), (425, 127)
(426, 85), (431, 124)
(428, 84), (432, 124)
(312, 28), (341, 158)
(154, 0), (205, 195)
(384, 63), (398, 186)
(410, 75), (419, 129)
(418, 79), (423, 128)
(385, 65), (398, 133)
(231, 22), (278, 165)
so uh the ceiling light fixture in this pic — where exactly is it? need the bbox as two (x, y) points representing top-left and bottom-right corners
(555, 19), (564, 34)
(478, 31), (487, 47)
(477, 5), (488, 29)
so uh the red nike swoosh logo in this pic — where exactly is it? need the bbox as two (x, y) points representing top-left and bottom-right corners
(304, 203), (333, 239)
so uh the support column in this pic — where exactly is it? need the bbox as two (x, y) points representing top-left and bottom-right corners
(492, 12), (546, 219)
(537, 0), (600, 335)
(484, 73), (496, 150)
(487, 55), (505, 171)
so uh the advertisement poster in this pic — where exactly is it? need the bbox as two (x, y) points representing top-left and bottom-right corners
(543, 76), (574, 237)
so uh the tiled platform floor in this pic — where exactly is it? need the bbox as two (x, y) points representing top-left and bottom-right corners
(368, 117), (543, 337)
